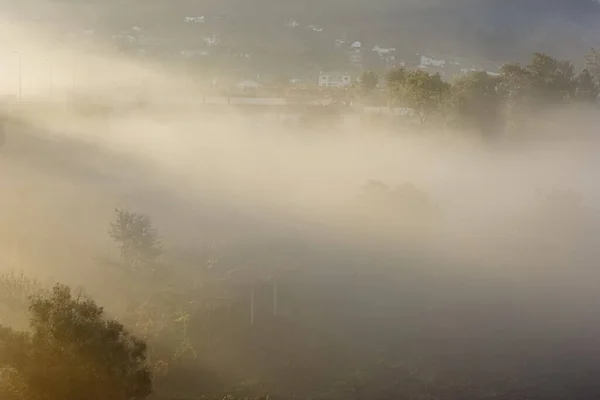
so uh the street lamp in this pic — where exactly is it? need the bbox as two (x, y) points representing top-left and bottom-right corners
(12, 51), (21, 101)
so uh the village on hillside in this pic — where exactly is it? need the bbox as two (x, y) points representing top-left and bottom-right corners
(0, 12), (507, 129)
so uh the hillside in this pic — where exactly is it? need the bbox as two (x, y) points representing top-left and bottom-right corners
(3, 0), (600, 76)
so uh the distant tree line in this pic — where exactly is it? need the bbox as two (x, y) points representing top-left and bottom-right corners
(359, 50), (600, 136)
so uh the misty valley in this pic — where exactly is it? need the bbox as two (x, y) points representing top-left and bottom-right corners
(2, 2), (600, 400)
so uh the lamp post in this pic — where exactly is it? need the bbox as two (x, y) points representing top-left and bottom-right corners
(12, 51), (21, 101)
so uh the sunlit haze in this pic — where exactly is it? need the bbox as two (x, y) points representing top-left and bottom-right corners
(2, 2), (600, 400)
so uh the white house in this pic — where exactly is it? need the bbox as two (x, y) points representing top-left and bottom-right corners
(420, 55), (446, 68)
(185, 16), (204, 23)
(319, 72), (351, 88)
(181, 49), (209, 58)
(372, 45), (396, 56)
(347, 42), (363, 65)
(305, 24), (323, 32)
(460, 68), (500, 77)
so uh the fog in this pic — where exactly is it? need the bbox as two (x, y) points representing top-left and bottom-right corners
(2, 9), (600, 399)
(3, 0), (600, 63)
(1, 5), (600, 309)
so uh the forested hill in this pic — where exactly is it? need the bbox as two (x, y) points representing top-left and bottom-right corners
(5, 0), (600, 63)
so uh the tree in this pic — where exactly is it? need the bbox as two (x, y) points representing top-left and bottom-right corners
(497, 62), (531, 99)
(100, 209), (202, 398)
(360, 70), (379, 93)
(385, 67), (407, 106)
(385, 67), (406, 92)
(386, 68), (406, 87)
(583, 48), (600, 84)
(0, 271), (42, 329)
(0, 284), (152, 400)
(450, 71), (505, 136)
(497, 62), (536, 131)
(497, 54), (580, 132)
(573, 69), (599, 102)
(109, 208), (162, 272)
(403, 70), (450, 123)
(498, 54), (576, 107)
(526, 53), (575, 104)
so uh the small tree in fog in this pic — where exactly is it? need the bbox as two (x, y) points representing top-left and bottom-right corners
(584, 48), (600, 84)
(573, 69), (600, 102)
(386, 67), (406, 89)
(0, 284), (152, 400)
(360, 70), (379, 93)
(109, 208), (162, 272)
(0, 271), (43, 329)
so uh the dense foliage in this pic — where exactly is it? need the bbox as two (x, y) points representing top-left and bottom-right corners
(370, 51), (600, 136)
(0, 284), (152, 400)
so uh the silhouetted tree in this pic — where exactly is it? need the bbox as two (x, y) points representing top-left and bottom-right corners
(573, 69), (599, 102)
(360, 70), (379, 93)
(499, 53), (576, 106)
(109, 208), (162, 272)
(450, 71), (505, 136)
(0, 284), (152, 400)
(386, 67), (406, 89)
(583, 48), (600, 83)
(526, 53), (575, 104)
(0, 271), (42, 329)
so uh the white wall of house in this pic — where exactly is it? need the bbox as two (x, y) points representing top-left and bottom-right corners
(420, 55), (446, 68)
(181, 50), (209, 58)
(372, 45), (396, 56)
(185, 16), (204, 23)
(319, 72), (351, 87)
